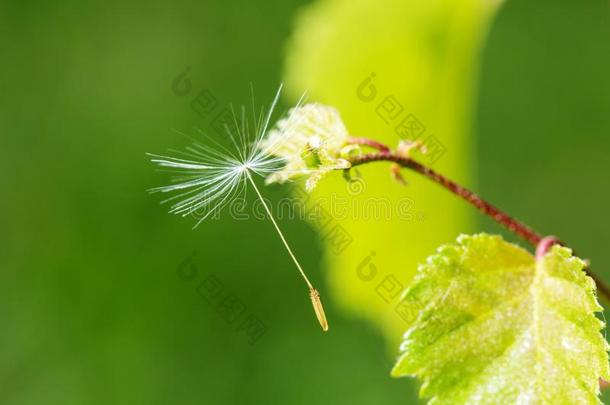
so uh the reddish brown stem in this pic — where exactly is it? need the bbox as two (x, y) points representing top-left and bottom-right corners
(348, 149), (610, 302)
(347, 137), (391, 153)
(350, 151), (542, 245)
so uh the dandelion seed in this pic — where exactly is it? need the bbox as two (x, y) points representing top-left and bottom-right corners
(148, 85), (329, 331)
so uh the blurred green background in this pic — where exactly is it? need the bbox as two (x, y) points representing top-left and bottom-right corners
(1, 0), (609, 404)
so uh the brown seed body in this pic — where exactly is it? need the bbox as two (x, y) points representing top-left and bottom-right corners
(309, 288), (329, 332)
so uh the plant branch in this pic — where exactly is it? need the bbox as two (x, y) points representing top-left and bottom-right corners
(349, 150), (543, 245)
(347, 137), (391, 153)
(347, 147), (610, 302)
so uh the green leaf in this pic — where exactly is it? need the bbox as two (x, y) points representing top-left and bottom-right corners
(392, 233), (609, 404)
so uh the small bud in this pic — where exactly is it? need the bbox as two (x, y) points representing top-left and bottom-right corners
(301, 143), (322, 168)
(397, 140), (426, 157)
(390, 163), (407, 186)
(261, 103), (351, 191)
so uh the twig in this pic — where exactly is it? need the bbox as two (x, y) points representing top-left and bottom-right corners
(350, 150), (542, 245)
(347, 146), (610, 301)
(347, 136), (391, 153)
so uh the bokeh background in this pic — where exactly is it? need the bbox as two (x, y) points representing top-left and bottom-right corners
(1, 0), (610, 404)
